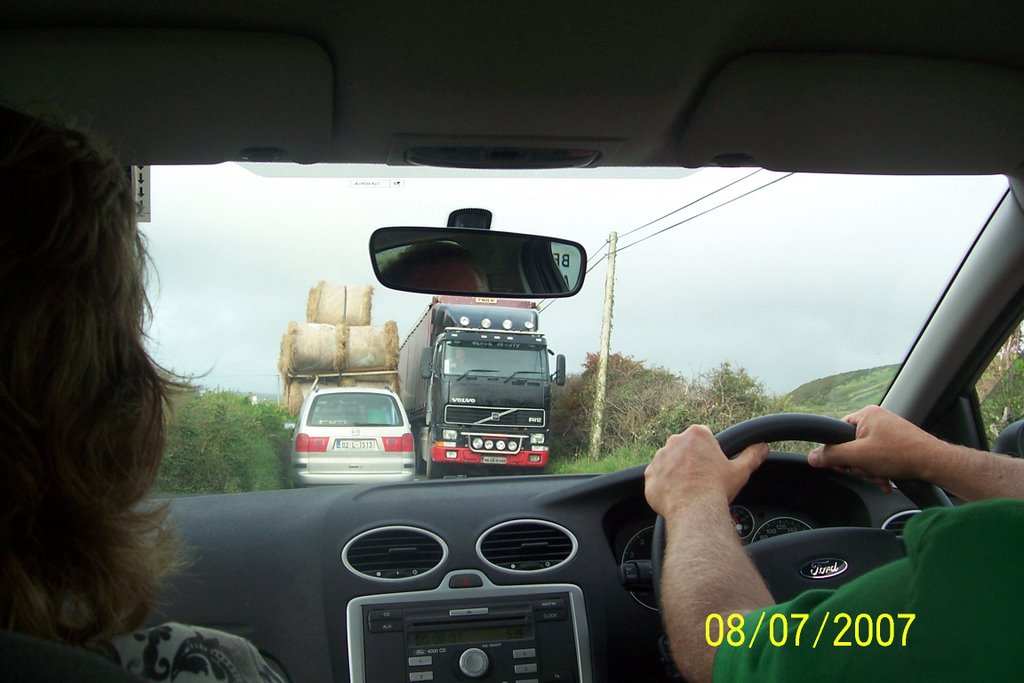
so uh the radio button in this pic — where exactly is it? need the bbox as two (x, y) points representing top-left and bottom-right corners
(367, 619), (403, 633)
(449, 607), (489, 617)
(408, 672), (434, 682)
(515, 679), (539, 683)
(458, 648), (490, 679)
(533, 598), (565, 610)
(408, 656), (432, 667)
(535, 609), (567, 622)
(513, 648), (537, 659)
(368, 608), (403, 621)
(514, 663), (539, 674)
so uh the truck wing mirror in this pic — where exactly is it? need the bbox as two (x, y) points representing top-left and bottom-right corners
(554, 354), (566, 386)
(370, 227), (586, 298)
(420, 347), (432, 379)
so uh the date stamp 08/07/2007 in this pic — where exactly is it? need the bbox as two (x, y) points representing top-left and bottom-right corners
(706, 612), (916, 649)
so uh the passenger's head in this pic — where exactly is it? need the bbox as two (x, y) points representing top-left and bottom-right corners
(0, 105), (177, 644)
(381, 240), (488, 292)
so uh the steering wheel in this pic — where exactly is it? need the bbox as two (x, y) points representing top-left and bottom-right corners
(651, 413), (951, 605)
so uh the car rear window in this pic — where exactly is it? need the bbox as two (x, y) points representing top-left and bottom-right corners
(307, 393), (402, 427)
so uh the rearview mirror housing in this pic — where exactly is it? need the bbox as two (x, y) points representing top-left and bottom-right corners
(370, 227), (586, 298)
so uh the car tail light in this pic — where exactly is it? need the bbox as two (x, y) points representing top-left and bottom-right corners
(383, 433), (414, 452)
(295, 433), (328, 452)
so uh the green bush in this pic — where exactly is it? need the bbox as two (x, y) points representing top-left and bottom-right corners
(551, 356), (786, 460)
(156, 390), (292, 494)
(979, 358), (1024, 442)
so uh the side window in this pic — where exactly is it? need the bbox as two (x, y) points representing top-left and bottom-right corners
(976, 321), (1024, 442)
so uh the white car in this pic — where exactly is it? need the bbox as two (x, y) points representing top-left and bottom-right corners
(291, 387), (415, 486)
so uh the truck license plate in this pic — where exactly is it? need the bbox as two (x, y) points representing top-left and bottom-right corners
(482, 456), (507, 464)
(335, 439), (377, 450)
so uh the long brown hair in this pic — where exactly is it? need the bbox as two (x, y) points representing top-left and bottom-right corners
(0, 106), (179, 644)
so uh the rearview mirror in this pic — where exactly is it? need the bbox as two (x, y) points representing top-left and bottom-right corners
(370, 227), (587, 298)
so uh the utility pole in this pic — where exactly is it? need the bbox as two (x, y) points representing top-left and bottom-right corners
(589, 231), (617, 459)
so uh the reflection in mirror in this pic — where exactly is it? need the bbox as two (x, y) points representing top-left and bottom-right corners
(369, 227), (587, 298)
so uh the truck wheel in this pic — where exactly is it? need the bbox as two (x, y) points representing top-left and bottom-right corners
(426, 457), (446, 480)
(415, 427), (429, 476)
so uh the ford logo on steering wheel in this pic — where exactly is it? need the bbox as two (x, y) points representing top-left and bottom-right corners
(800, 558), (849, 580)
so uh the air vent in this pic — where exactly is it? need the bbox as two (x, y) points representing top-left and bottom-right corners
(477, 520), (577, 573)
(881, 510), (921, 538)
(342, 526), (447, 581)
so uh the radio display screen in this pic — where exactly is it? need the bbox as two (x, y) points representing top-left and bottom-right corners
(414, 625), (528, 646)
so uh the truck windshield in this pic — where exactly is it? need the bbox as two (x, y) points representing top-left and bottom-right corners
(443, 343), (548, 380)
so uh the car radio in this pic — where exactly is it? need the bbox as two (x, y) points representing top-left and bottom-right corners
(347, 570), (592, 683)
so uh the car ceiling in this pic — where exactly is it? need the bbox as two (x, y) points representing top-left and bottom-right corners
(1, 1), (1023, 176)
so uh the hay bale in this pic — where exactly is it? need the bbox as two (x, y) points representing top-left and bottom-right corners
(279, 321), (338, 374)
(284, 379), (316, 416)
(336, 321), (400, 370)
(306, 282), (373, 326)
(339, 371), (401, 397)
(334, 324), (350, 369)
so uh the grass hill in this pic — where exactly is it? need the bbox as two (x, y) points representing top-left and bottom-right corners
(784, 364), (899, 417)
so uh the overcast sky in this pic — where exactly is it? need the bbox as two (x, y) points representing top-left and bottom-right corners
(140, 166), (1008, 397)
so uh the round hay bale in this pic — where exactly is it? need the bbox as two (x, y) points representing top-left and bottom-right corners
(280, 321), (338, 374)
(340, 323), (401, 370)
(333, 324), (349, 374)
(284, 379), (315, 416)
(306, 281), (373, 326)
(339, 371), (401, 397)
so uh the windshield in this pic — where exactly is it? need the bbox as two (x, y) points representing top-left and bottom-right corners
(307, 393), (402, 427)
(143, 166), (1008, 492)
(443, 343), (548, 379)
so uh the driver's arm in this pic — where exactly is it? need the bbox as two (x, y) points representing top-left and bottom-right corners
(644, 427), (773, 683)
(808, 405), (1024, 502)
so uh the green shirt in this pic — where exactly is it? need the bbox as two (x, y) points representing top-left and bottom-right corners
(713, 499), (1024, 682)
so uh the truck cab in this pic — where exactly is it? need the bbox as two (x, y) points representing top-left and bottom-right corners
(399, 297), (566, 478)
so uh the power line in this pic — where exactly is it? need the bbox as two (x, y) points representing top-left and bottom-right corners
(617, 168), (763, 240)
(538, 171), (794, 313)
(613, 172), (795, 256)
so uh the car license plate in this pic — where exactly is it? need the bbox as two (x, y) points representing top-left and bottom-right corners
(335, 439), (377, 450)
(481, 455), (507, 464)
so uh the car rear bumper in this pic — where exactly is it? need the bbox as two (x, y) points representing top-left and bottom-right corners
(292, 469), (416, 486)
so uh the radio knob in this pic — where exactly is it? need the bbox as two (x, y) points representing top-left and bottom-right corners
(458, 647), (490, 679)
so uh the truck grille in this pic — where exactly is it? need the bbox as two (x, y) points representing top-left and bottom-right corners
(444, 405), (546, 427)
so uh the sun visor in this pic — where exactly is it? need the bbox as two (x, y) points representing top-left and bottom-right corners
(676, 53), (1024, 175)
(0, 29), (334, 165)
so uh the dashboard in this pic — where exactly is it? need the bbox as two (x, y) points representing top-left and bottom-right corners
(155, 453), (918, 683)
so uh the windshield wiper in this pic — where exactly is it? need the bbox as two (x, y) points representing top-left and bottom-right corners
(503, 370), (545, 383)
(456, 368), (497, 382)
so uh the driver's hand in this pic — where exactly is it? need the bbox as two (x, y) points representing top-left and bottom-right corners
(645, 425), (769, 517)
(808, 405), (950, 487)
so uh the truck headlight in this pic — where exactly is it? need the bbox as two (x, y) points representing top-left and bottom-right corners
(472, 437), (484, 449)
(442, 429), (458, 441)
(530, 433), (545, 445)
(495, 441), (506, 450)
